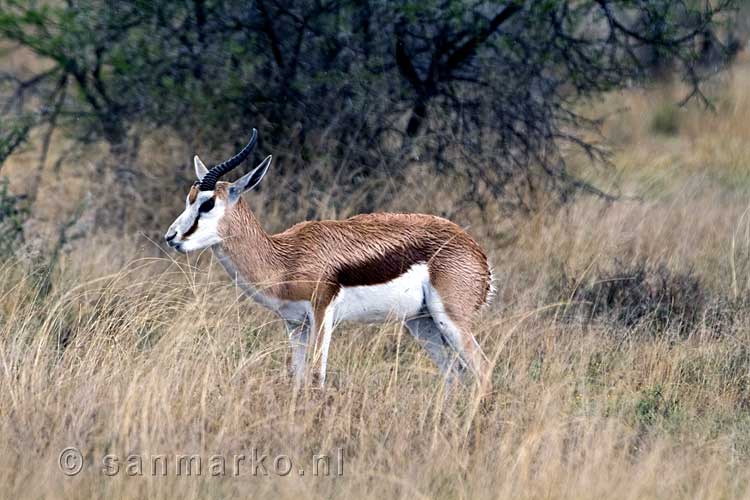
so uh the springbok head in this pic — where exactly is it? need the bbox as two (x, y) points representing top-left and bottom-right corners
(164, 129), (272, 253)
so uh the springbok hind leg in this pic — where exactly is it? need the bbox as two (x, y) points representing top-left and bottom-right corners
(404, 315), (464, 384)
(425, 290), (490, 390)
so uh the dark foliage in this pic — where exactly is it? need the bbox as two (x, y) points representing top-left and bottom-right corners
(0, 118), (30, 167)
(0, 177), (27, 256)
(559, 259), (738, 337)
(0, 0), (737, 210)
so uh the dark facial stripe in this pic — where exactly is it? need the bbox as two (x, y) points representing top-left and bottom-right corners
(183, 216), (200, 238)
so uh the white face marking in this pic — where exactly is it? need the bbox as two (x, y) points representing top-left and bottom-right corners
(164, 189), (227, 253)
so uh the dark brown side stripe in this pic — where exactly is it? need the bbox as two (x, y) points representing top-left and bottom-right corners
(336, 245), (431, 287)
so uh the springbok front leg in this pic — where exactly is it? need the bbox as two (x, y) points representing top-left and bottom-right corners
(309, 292), (336, 387)
(285, 318), (309, 384)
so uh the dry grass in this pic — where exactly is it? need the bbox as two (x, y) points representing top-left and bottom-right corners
(4, 59), (750, 499)
(2, 246), (750, 499)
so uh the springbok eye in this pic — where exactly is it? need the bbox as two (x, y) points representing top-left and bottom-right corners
(198, 198), (215, 213)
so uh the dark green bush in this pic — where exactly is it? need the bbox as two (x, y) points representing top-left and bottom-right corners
(0, 178), (26, 257)
(558, 259), (738, 337)
(650, 103), (680, 136)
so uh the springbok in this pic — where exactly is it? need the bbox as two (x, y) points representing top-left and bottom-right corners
(165, 130), (493, 388)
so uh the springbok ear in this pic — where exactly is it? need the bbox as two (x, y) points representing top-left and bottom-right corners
(194, 155), (209, 180)
(229, 155), (272, 201)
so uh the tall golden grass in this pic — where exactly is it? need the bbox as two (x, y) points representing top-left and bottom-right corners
(3, 61), (750, 500)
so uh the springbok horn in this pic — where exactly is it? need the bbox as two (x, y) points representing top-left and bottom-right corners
(198, 128), (258, 191)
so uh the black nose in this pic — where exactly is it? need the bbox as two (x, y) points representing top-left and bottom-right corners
(165, 232), (177, 243)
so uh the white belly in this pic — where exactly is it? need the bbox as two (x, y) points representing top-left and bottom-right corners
(217, 246), (428, 325)
(331, 263), (428, 324)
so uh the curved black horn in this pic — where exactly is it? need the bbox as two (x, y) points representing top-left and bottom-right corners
(198, 128), (258, 191)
